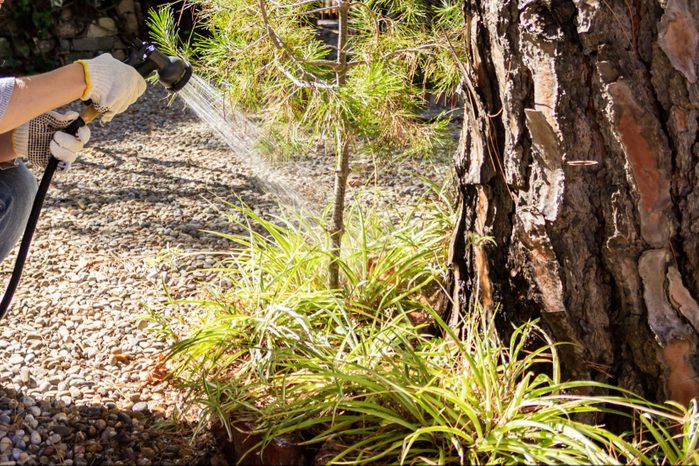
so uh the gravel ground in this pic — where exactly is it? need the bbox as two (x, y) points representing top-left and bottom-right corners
(0, 86), (451, 465)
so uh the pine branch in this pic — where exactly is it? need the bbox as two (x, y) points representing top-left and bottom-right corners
(259, 0), (337, 89)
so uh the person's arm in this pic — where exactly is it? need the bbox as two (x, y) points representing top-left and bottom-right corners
(0, 63), (86, 134)
(0, 132), (13, 163)
(0, 54), (144, 168)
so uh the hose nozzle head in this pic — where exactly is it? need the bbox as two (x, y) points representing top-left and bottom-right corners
(124, 40), (192, 92)
(145, 50), (193, 91)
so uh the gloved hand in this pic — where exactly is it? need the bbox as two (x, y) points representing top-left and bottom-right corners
(76, 53), (147, 123)
(13, 110), (91, 171)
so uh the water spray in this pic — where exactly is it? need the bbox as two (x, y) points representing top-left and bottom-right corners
(0, 41), (193, 319)
(176, 75), (311, 211)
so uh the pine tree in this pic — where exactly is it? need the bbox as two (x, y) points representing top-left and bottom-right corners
(150, 0), (465, 290)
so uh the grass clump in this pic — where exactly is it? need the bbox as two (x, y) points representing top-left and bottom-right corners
(163, 189), (453, 385)
(150, 190), (699, 465)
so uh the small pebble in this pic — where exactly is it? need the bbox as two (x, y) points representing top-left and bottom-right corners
(17, 451), (29, 465)
(8, 355), (24, 365)
(20, 397), (35, 408)
(0, 437), (12, 453)
(132, 402), (149, 413)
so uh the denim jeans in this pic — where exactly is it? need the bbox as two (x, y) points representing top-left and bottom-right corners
(0, 161), (37, 262)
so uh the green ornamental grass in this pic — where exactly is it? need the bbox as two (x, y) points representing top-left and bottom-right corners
(148, 188), (699, 465)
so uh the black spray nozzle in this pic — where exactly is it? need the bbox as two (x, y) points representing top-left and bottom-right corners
(124, 40), (192, 92)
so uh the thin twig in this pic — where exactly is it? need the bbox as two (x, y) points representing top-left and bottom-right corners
(347, 44), (438, 68)
(268, 0), (322, 9)
(348, 1), (380, 44)
(236, 33), (271, 57)
(378, 44), (437, 60)
(278, 5), (344, 16)
(273, 61), (336, 89)
(305, 59), (346, 70)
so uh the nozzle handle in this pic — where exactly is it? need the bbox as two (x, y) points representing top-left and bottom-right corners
(63, 105), (101, 136)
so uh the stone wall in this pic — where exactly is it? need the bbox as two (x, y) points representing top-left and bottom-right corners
(0, 0), (145, 74)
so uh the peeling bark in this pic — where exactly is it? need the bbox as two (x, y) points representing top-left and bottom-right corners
(451, 0), (699, 403)
(658, 0), (698, 83)
(606, 81), (674, 247)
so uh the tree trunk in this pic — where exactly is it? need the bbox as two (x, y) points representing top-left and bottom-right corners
(450, 0), (699, 405)
(328, 0), (351, 291)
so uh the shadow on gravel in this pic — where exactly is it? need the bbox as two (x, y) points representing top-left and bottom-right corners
(121, 156), (229, 173)
(45, 181), (275, 239)
(51, 160), (274, 210)
(78, 150), (234, 176)
(48, 168), (274, 220)
(0, 385), (216, 465)
(51, 176), (263, 206)
(63, 99), (198, 144)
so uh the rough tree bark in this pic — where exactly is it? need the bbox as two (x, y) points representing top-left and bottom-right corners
(449, 0), (699, 405)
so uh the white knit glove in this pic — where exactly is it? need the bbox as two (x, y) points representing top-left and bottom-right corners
(76, 53), (147, 123)
(13, 111), (91, 171)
